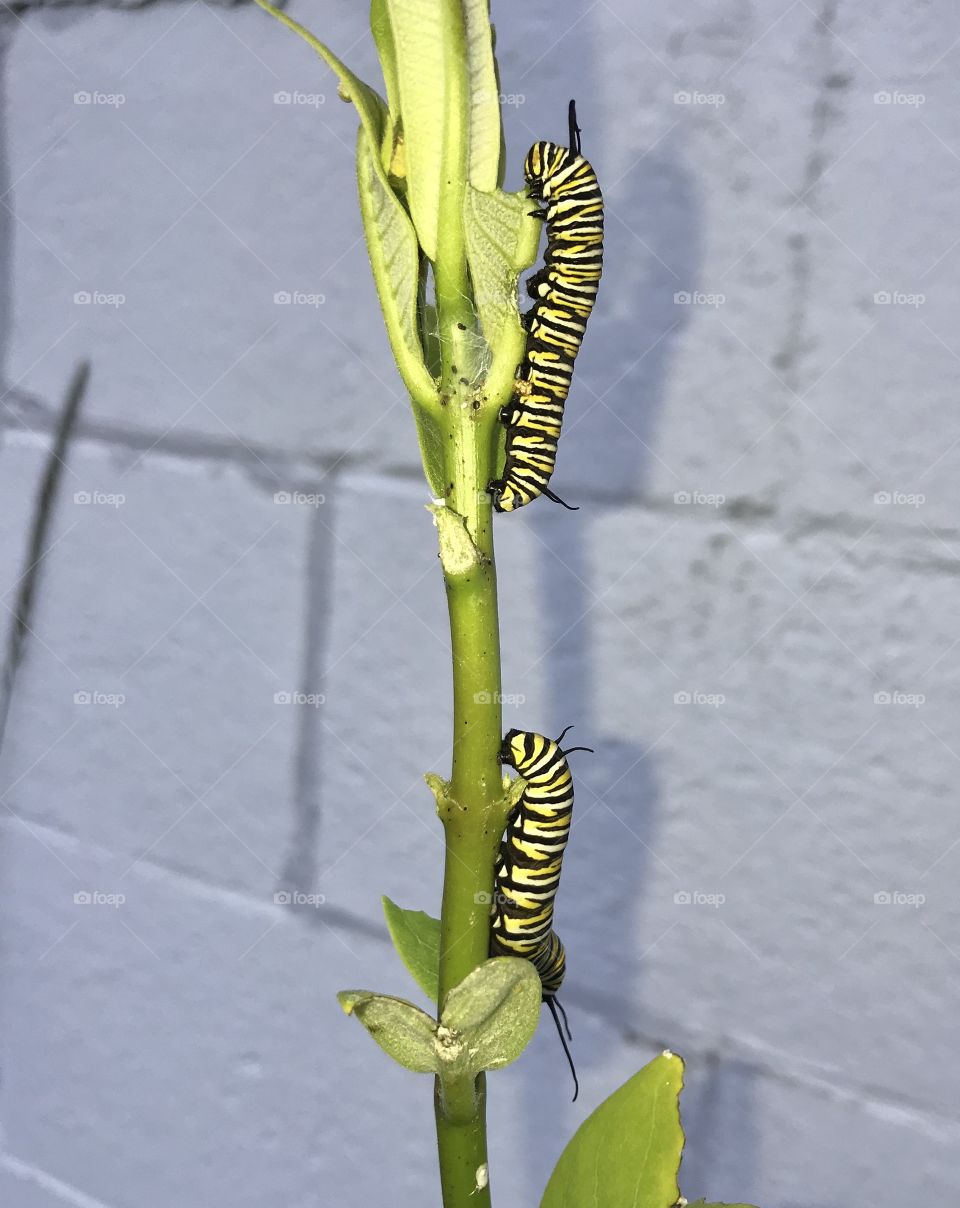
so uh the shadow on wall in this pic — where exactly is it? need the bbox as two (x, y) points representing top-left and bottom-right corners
(514, 138), (698, 1193)
(505, 40), (762, 1203)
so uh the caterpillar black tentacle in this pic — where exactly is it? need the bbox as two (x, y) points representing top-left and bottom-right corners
(491, 99), (604, 514)
(546, 996), (579, 1102)
(489, 727), (591, 1100)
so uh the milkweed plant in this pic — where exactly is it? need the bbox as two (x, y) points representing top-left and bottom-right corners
(251, 2), (759, 1206)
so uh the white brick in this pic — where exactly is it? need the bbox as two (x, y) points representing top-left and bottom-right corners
(686, 1059), (960, 1207)
(770, 0), (960, 531)
(0, 437), (310, 898)
(567, 504), (960, 1113)
(2, 823), (435, 1208)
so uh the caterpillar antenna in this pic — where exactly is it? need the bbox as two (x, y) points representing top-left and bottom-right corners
(541, 485), (579, 511)
(568, 99), (582, 155)
(561, 745), (594, 757)
(553, 995), (573, 1041)
(556, 724), (575, 745)
(546, 996), (579, 1101)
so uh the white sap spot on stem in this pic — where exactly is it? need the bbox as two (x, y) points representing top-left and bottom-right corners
(475, 1163), (488, 1191)
(426, 503), (481, 576)
(435, 1024), (464, 1063)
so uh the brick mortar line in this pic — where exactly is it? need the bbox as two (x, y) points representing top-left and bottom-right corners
(3, 409), (958, 550)
(570, 983), (960, 1141)
(4, 810), (960, 1136)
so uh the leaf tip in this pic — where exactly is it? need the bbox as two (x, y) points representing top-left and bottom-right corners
(337, 990), (359, 1016)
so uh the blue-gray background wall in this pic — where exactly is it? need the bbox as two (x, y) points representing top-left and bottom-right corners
(1, 1), (958, 1205)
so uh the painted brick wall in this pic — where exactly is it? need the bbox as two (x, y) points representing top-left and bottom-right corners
(2, 2), (959, 1206)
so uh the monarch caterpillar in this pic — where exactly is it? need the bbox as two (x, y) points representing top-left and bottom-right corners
(489, 726), (592, 1099)
(489, 100), (604, 513)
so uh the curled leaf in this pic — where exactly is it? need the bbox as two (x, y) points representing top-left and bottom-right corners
(440, 957), (541, 1074)
(337, 989), (438, 1073)
(356, 126), (438, 413)
(463, 185), (541, 406)
(463, 0), (501, 191)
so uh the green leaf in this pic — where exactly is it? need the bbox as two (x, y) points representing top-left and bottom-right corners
(540, 1051), (686, 1208)
(337, 989), (438, 1073)
(370, 0), (400, 118)
(254, 0), (388, 152)
(440, 957), (540, 1074)
(384, 0), (456, 261)
(463, 0), (501, 191)
(463, 185), (541, 406)
(382, 896), (441, 1003)
(256, 0), (440, 490)
(369, 0), (404, 180)
(356, 126), (443, 491)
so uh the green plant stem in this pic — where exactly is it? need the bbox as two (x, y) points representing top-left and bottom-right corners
(433, 362), (503, 1208)
(433, 416), (502, 1208)
(430, 5), (511, 1203)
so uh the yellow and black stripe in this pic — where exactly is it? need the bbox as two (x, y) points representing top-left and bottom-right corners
(490, 101), (604, 513)
(489, 727), (591, 1097)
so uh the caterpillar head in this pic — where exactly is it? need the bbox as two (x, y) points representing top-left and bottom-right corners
(489, 478), (521, 512)
(499, 728), (526, 768)
(523, 141), (573, 188)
